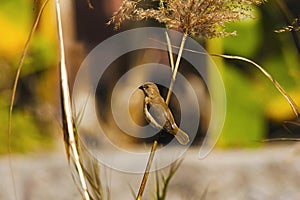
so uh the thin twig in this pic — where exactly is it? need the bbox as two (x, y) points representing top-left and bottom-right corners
(86, 0), (94, 9)
(166, 33), (188, 105)
(150, 38), (300, 118)
(199, 184), (210, 200)
(159, 159), (183, 200)
(262, 138), (300, 142)
(208, 53), (300, 118)
(8, 1), (49, 199)
(165, 31), (175, 72)
(56, 0), (90, 199)
(275, 0), (300, 54)
(155, 167), (160, 199)
(136, 140), (158, 200)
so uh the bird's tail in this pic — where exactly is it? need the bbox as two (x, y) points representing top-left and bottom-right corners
(175, 129), (190, 145)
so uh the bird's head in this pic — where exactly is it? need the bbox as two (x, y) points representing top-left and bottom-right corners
(139, 82), (160, 98)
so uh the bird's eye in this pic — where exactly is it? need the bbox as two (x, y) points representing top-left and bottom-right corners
(144, 85), (149, 89)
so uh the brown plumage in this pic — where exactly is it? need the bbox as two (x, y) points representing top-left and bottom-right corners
(139, 82), (190, 145)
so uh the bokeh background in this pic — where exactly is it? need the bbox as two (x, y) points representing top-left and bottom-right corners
(1, 0), (300, 200)
(1, 0), (299, 154)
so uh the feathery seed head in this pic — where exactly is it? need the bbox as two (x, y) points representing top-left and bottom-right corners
(108, 0), (265, 39)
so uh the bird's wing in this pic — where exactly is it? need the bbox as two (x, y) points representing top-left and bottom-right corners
(147, 103), (175, 130)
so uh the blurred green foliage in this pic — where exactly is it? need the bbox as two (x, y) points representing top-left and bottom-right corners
(219, 65), (265, 147)
(0, 108), (52, 154)
(223, 7), (263, 58)
(214, 4), (300, 147)
(0, 0), (57, 154)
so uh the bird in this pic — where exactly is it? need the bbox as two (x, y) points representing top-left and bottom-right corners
(139, 82), (190, 145)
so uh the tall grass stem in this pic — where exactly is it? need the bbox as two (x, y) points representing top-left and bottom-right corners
(56, 0), (90, 199)
(136, 140), (158, 200)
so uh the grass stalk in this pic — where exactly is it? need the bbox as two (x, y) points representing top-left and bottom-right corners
(165, 31), (175, 72)
(136, 140), (158, 200)
(8, 1), (49, 199)
(166, 33), (188, 105)
(136, 32), (187, 200)
(56, 0), (90, 199)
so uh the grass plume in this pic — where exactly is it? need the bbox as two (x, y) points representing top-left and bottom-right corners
(275, 17), (300, 33)
(109, 0), (265, 38)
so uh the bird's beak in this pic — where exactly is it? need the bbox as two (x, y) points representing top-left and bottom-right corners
(139, 85), (144, 90)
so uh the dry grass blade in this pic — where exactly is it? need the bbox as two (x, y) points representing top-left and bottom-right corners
(262, 138), (300, 142)
(199, 184), (209, 200)
(166, 33), (187, 105)
(275, 18), (300, 33)
(86, 0), (94, 9)
(80, 145), (108, 200)
(209, 53), (300, 118)
(55, 0), (90, 199)
(165, 31), (175, 72)
(192, 50), (300, 144)
(155, 159), (183, 200)
(261, 119), (300, 142)
(8, 1), (49, 199)
(129, 184), (137, 199)
(155, 168), (160, 199)
(152, 39), (300, 118)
